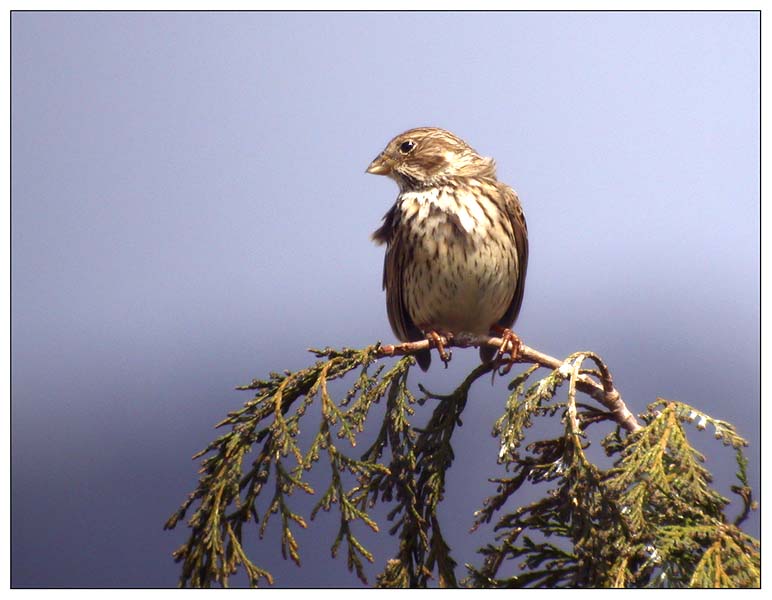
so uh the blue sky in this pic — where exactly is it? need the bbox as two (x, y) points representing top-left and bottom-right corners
(11, 11), (759, 587)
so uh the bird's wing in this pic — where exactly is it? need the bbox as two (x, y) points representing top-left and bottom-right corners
(497, 183), (529, 328)
(385, 232), (431, 370)
(384, 241), (408, 341)
(384, 233), (423, 344)
(373, 203), (431, 369)
(373, 204), (423, 344)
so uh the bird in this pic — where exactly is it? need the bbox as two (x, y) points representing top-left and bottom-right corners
(367, 127), (528, 371)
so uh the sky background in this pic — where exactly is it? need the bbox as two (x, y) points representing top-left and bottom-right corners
(11, 11), (759, 588)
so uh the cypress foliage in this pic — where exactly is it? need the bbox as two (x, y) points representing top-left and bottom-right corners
(165, 344), (758, 588)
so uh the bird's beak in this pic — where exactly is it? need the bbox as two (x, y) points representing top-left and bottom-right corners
(366, 154), (392, 175)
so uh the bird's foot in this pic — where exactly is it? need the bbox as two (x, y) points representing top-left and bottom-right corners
(491, 325), (522, 376)
(424, 330), (452, 368)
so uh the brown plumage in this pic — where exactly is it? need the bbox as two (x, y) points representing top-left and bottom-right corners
(367, 127), (528, 370)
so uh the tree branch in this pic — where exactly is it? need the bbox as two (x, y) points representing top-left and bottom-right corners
(377, 334), (642, 433)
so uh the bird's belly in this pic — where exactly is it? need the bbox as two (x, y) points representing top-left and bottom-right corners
(405, 226), (516, 335)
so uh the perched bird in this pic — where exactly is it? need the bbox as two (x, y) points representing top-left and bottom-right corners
(367, 127), (528, 371)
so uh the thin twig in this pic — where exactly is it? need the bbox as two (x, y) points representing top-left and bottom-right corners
(377, 334), (642, 433)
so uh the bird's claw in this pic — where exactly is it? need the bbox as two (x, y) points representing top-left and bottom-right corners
(492, 327), (522, 376)
(426, 331), (452, 368)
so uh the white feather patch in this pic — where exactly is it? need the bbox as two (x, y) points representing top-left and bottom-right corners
(398, 188), (492, 235)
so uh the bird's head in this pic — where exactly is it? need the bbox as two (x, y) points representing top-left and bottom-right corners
(366, 127), (496, 190)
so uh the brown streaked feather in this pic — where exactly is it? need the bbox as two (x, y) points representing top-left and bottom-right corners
(478, 182), (527, 365)
(371, 205), (396, 246)
(496, 183), (528, 329)
(373, 205), (417, 340)
(383, 223), (431, 370)
(384, 233), (413, 342)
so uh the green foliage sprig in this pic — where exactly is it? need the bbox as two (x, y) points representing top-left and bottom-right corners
(165, 341), (758, 588)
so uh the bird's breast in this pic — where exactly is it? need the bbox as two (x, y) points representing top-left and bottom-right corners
(394, 185), (517, 334)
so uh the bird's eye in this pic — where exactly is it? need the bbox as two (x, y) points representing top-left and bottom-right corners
(398, 140), (416, 155)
